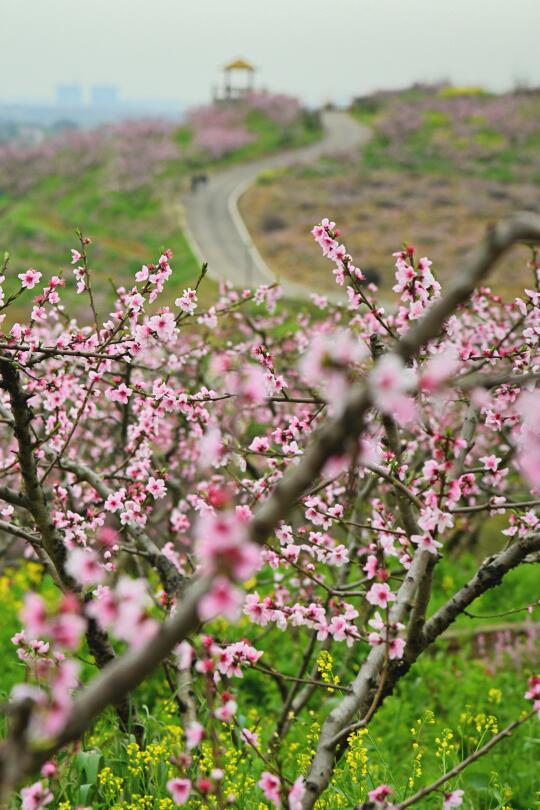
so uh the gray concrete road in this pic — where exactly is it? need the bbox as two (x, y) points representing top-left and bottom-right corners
(181, 111), (371, 297)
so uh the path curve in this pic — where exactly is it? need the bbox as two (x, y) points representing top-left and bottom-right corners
(181, 111), (370, 298)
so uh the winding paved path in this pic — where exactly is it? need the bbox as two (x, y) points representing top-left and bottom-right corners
(182, 111), (370, 297)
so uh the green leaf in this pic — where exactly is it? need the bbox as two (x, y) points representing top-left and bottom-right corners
(75, 750), (102, 785)
(78, 784), (93, 804)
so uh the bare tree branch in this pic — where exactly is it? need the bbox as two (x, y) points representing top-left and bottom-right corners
(422, 533), (540, 646)
(0, 486), (28, 510)
(0, 359), (73, 581)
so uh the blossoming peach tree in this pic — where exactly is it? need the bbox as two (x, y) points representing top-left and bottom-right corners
(1, 212), (540, 810)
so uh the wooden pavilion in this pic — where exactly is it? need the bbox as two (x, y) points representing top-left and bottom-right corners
(213, 58), (256, 102)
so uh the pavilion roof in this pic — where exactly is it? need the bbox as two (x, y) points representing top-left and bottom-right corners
(224, 58), (255, 72)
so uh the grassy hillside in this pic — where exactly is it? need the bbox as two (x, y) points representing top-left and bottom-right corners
(240, 85), (540, 299)
(0, 98), (321, 320)
(353, 84), (540, 182)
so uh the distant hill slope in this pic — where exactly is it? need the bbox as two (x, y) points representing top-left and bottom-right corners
(239, 85), (540, 300)
(0, 94), (322, 320)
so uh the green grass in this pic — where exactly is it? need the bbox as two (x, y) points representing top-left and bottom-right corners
(0, 109), (323, 324)
(0, 153), (203, 320)
(2, 523), (539, 809)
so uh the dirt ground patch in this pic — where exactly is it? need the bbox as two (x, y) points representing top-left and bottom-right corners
(240, 164), (539, 299)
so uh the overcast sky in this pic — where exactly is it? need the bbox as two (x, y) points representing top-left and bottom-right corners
(2, 0), (540, 106)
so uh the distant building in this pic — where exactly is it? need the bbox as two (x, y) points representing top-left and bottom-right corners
(213, 58), (256, 102)
(90, 85), (119, 107)
(56, 84), (83, 106)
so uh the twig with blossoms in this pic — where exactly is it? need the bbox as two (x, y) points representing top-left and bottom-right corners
(311, 218), (397, 339)
(73, 230), (99, 334)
